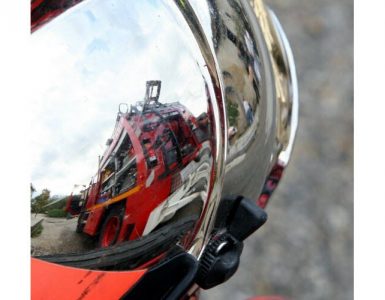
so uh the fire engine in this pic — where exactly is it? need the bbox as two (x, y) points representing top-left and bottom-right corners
(69, 81), (212, 247)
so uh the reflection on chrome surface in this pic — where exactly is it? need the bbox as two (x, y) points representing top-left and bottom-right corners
(31, 0), (223, 265)
(73, 80), (213, 245)
(200, 0), (278, 203)
(33, 81), (214, 269)
(31, 0), (298, 271)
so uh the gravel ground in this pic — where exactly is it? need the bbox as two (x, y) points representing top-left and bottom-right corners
(202, 0), (353, 299)
(31, 214), (94, 256)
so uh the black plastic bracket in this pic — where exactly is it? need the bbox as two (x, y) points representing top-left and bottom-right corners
(121, 250), (198, 300)
(195, 196), (268, 289)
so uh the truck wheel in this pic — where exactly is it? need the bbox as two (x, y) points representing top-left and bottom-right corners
(99, 207), (123, 248)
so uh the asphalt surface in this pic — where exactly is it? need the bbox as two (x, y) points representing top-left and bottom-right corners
(202, 0), (353, 299)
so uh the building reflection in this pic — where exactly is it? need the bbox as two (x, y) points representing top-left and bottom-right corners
(208, 0), (262, 144)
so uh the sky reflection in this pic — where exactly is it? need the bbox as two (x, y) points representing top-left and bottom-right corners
(31, 0), (212, 195)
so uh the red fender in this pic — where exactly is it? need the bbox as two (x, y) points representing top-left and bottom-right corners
(31, 258), (146, 300)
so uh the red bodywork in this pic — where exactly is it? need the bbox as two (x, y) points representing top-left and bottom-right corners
(78, 102), (204, 243)
(31, 258), (146, 300)
(257, 163), (284, 209)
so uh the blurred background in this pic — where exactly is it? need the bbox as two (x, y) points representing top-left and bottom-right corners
(203, 0), (353, 299)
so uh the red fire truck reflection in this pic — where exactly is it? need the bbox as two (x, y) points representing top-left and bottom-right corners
(70, 81), (212, 248)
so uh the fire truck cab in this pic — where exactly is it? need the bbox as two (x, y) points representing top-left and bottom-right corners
(76, 81), (212, 248)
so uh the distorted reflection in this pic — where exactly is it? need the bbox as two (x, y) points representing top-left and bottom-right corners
(196, 0), (277, 203)
(31, 83), (214, 259)
(72, 80), (213, 248)
(206, 0), (262, 147)
(30, 0), (217, 263)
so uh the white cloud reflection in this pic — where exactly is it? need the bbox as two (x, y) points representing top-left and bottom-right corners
(30, 0), (212, 195)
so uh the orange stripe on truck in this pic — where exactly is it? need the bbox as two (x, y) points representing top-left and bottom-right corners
(87, 184), (143, 211)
